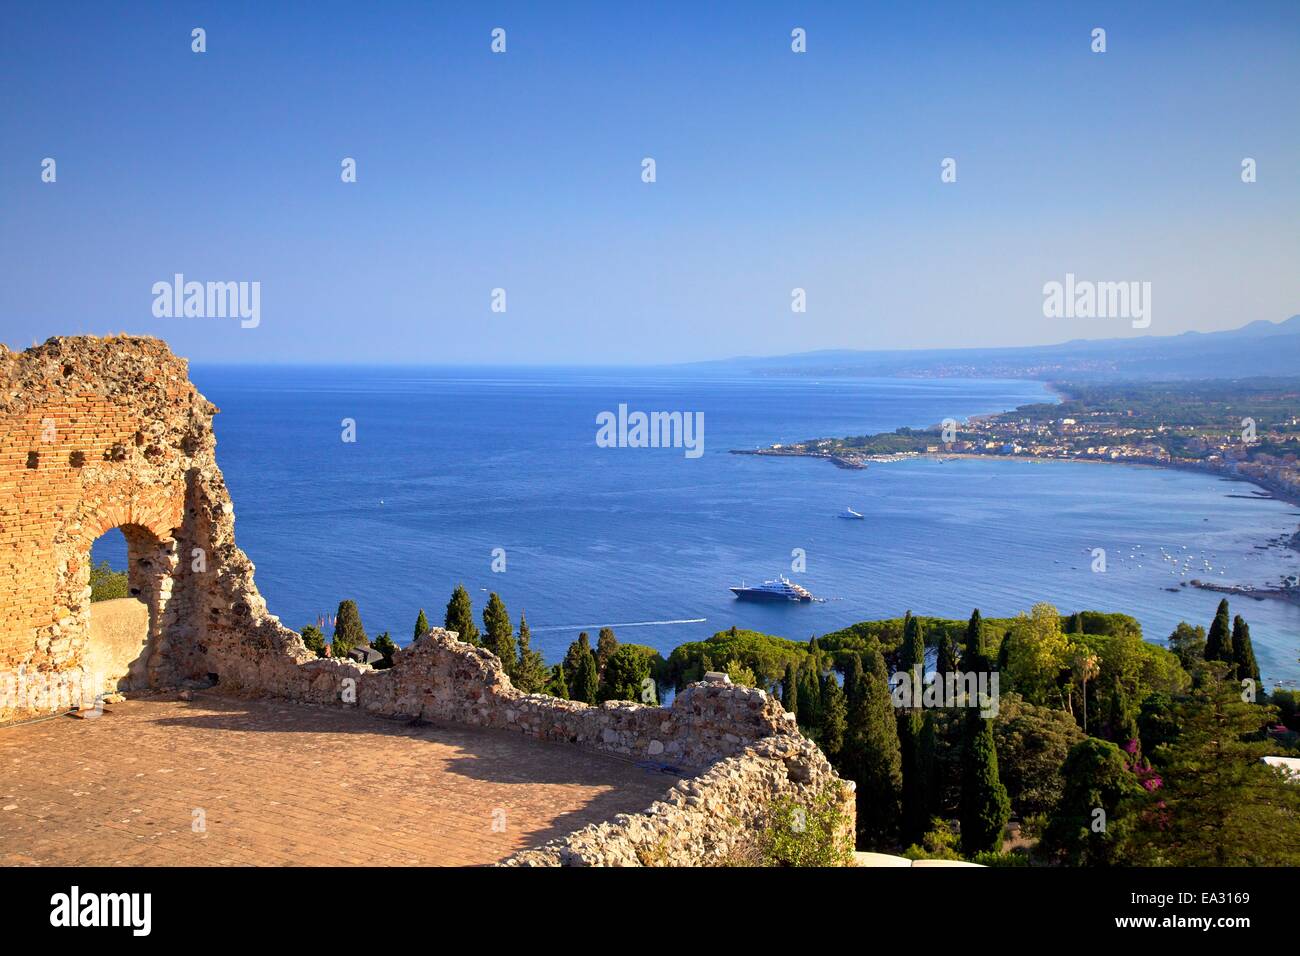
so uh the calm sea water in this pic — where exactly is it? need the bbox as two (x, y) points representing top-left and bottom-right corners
(95, 367), (1300, 687)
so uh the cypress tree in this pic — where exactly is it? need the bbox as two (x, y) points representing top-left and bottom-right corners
(919, 710), (940, 823)
(963, 609), (984, 668)
(781, 661), (798, 716)
(372, 631), (397, 669)
(959, 708), (1011, 856)
(898, 613), (928, 844)
(1231, 615), (1260, 688)
(444, 584), (480, 646)
(820, 673), (848, 759)
(797, 658), (822, 729)
(513, 613), (549, 693)
(899, 613), (925, 679)
(843, 653), (864, 713)
(936, 632), (960, 679)
(332, 599), (367, 657)
(572, 648), (599, 705)
(847, 645), (903, 846)
(1205, 598), (1233, 664)
(563, 632), (593, 689)
(482, 592), (516, 672)
(413, 608), (430, 641)
(596, 627), (619, 675)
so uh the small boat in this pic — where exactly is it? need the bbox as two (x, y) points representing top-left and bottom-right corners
(838, 507), (865, 520)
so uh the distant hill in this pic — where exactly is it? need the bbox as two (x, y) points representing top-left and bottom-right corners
(706, 315), (1300, 382)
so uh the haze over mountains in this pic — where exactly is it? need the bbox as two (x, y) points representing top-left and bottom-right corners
(710, 315), (1300, 382)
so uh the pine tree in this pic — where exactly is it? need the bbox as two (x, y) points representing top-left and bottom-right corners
(1231, 615), (1260, 687)
(1204, 598), (1233, 664)
(513, 613), (549, 693)
(299, 624), (327, 658)
(1167, 621), (1206, 675)
(845, 645), (903, 846)
(332, 599), (367, 658)
(595, 627), (619, 675)
(482, 592), (516, 673)
(959, 708), (1011, 856)
(413, 608), (430, 641)
(444, 585), (480, 646)
(1127, 666), (1300, 866)
(819, 674), (848, 759)
(781, 661), (798, 716)
(572, 648), (599, 705)
(546, 663), (569, 700)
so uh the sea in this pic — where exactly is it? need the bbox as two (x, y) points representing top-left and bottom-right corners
(93, 366), (1300, 688)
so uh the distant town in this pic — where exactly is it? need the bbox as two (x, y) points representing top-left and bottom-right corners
(735, 379), (1300, 597)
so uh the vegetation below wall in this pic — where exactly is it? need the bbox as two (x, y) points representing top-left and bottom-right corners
(88, 561), (128, 602)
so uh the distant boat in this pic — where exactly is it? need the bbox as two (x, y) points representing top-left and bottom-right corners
(730, 575), (815, 603)
(838, 507), (865, 520)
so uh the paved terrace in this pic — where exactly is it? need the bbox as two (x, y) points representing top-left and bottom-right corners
(0, 694), (683, 866)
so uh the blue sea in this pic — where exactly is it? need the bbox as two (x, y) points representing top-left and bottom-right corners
(95, 367), (1300, 687)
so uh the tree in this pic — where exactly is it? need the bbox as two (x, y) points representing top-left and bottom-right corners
(513, 613), (550, 694)
(444, 585), (480, 646)
(545, 663), (569, 700)
(601, 645), (653, 702)
(372, 632), (397, 669)
(1231, 615), (1260, 688)
(842, 654), (864, 713)
(1167, 621), (1206, 675)
(959, 709), (1010, 856)
(482, 592), (516, 673)
(332, 599), (367, 658)
(796, 658), (822, 730)
(299, 624), (327, 658)
(1126, 666), (1300, 866)
(413, 608), (430, 641)
(1070, 648), (1100, 733)
(993, 693), (1086, 817)
(563, 633), (593, 689)
(963, 609), (985, 668)
(819, 674), (848, 759)
(1204, 598), (1232, 665)
(571, 648), (599, 705)
(781, 661), (798, 716)
(897, 613), (928, 845)
(936, 632), (961, 680)
(844, 646), (903, 846)
(596, 627), (619, 675)
(1005, 603), (1071, 706)
(1041, 738), (1143, 866)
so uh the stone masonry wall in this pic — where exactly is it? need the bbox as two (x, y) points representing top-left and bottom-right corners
(0, 336), (855, 863)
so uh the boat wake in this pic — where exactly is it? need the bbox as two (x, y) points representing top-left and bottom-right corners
(530, 618), (707, 633)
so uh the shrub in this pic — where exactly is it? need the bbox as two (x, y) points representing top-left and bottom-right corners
(89, 561), (128, 602)
(756, 786), (854, 867)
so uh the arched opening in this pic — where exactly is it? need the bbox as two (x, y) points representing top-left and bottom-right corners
(82, 524), (171, 696)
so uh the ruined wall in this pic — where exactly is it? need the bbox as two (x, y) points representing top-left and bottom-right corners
(1, 336), (856, 864)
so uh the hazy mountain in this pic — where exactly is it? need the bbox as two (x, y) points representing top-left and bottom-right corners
(706, 315), (1300, 381)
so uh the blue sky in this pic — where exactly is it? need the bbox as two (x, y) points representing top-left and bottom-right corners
(1, 1), (1298, 363)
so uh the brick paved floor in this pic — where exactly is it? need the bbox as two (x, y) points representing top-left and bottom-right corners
(0, 694), (682, 866)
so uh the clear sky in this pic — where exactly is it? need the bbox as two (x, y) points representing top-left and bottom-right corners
(2, 1), (1298, 364)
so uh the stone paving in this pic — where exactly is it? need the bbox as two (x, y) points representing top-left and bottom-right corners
(0, 693), (682, 866)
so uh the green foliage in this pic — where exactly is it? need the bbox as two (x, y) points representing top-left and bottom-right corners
(513, 613), (550, 694)
(595, 627), (619, 675)
(299, 624), (327, 658)
(332, 599), (367, 658)
(600, 645), (655, 703)
(1231, 615), (1260, 687)
(959, 710), (1010, 856)
(796, 658), (823, 731)
(444, 584), (480, 646)
(413, 608), (430, 641)
(724, 658), (758, 689)
(664, 628), (808, 691)
(482, 592), (516, 672)
(781, 661), (798, 716)
(1125, 666), (1300, 866)
(902, 818), (964, 861)
(756, 786), (854, 867)
(993, 692), (1086, 817)
(371, 632), (397, 669)
(819, 674), (847, 759)
(1075, 627), (1190, 741)
(89, 560), (128, 602)
(545, 663), (569, 700)
(570, 645), (599, 705)
(1167, 621), (1206, 675)
(1204, 598), (1233, 665)
(1272, 688), (1300, 732)
(843, 645), (903, 847)
(1005, 603), (1071, 706)
(1041, 737), (1143, 866)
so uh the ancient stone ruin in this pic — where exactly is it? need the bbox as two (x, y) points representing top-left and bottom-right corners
(0, 335), (855, 864)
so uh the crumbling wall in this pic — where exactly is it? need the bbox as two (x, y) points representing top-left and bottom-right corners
(0, 335), (856, 864)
